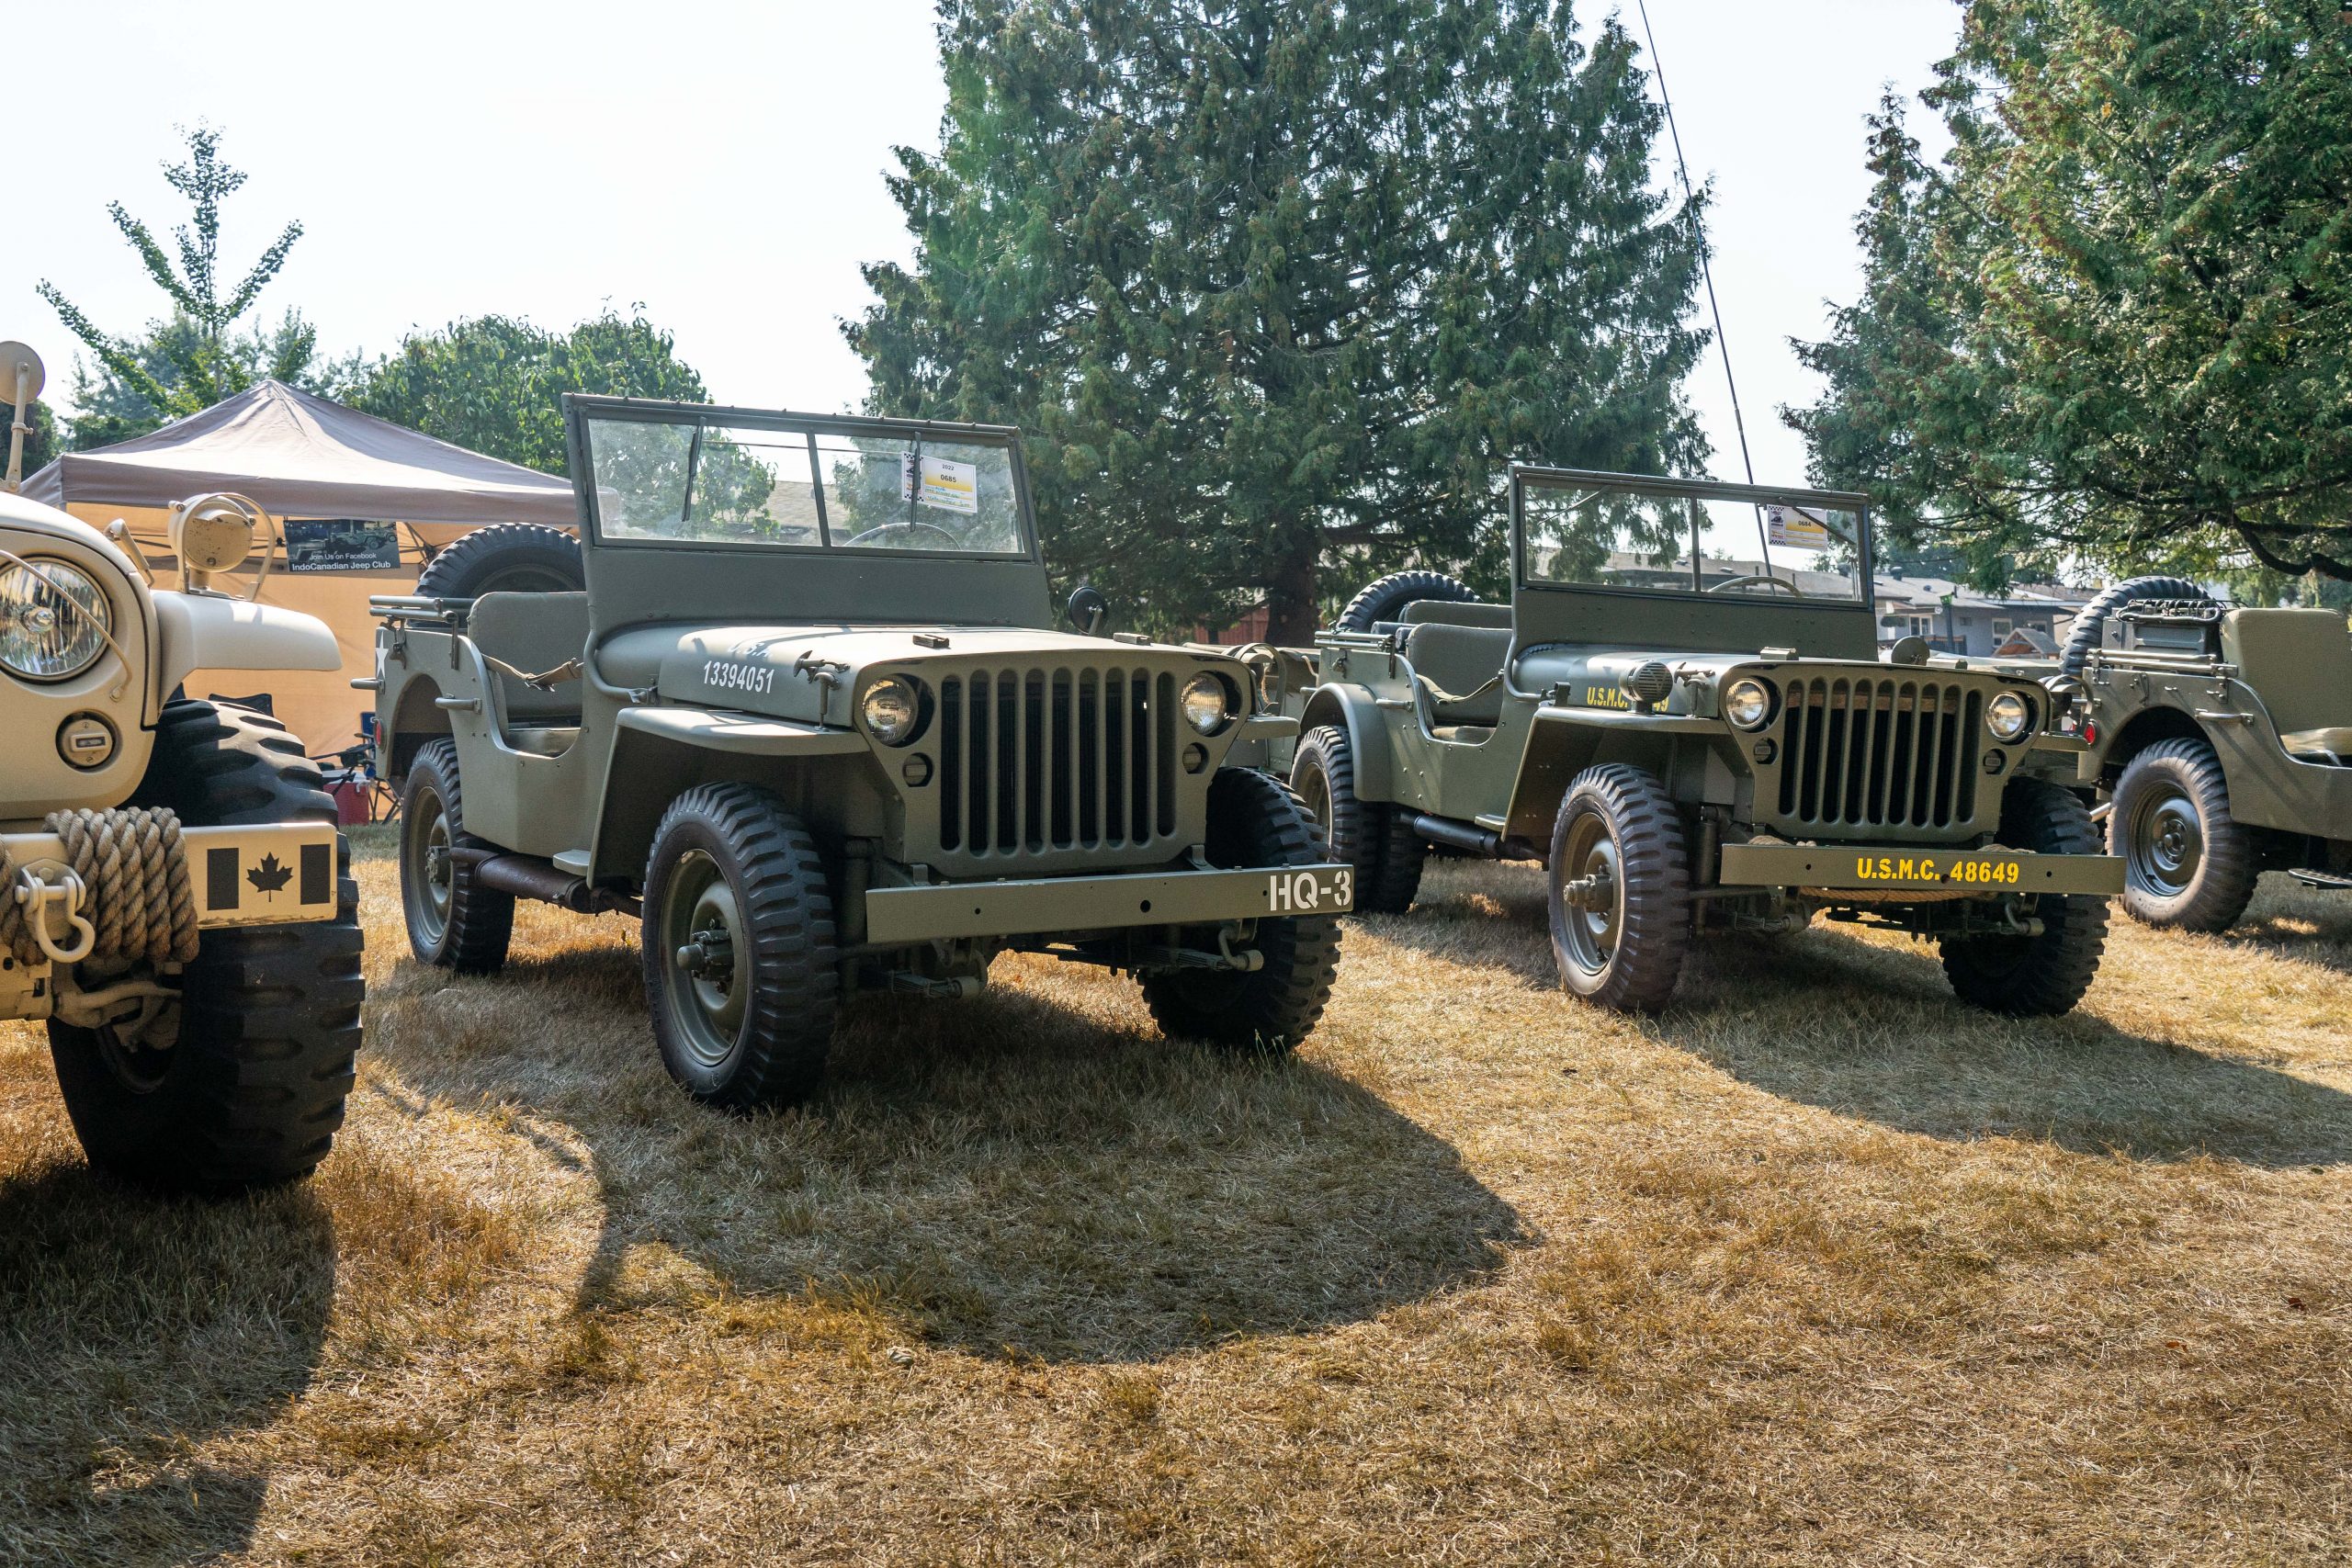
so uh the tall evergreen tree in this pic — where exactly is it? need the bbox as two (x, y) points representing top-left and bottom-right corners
(1790, 2), (2352, 584)
(852, 0), (1710, 639)
(40, 126), (323, 446)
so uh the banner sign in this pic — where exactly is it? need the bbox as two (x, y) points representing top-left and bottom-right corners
(284, 518), (401, 573)
(1766, 505), (1831, 551)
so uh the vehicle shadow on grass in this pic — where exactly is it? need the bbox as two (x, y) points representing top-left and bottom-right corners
(0, 1164), (334, 1564)
(1385, 861), (2352, 1169)
(2224, 874), (2352, 978)
(374, 942), (1527, 1366)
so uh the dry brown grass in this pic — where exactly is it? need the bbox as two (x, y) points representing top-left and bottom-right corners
(5, 828), (2349, 1564)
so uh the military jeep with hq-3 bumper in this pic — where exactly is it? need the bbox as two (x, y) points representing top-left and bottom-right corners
(1292, 466), (2124, 1014)
(371, 397), (1346, 1109)
(0, 342), (362, 1190)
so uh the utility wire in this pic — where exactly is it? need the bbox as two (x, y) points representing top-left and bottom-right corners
(1634, 0), (1775, 572)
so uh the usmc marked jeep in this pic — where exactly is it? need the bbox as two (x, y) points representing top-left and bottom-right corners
(2014, 577), (2352, 932)
(1291, 465), (2124, 1014)
(0, 342), (362, 1190)
(370, 397), (1346, 1109)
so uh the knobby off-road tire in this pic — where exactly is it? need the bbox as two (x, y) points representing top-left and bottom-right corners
(1288, 725), (1424, 914)
(1334, 570), (1479, 633)
(1941, 777), (2111, 1015)
(1141, 769), (1342, 1054)
(399, 739), (514, 974)
(414, 522), (583, 598)
(642, 784), (839, 1111)
(2110, 737), (2259, 932)
(1546, 765), (1692, 1013)
(2058, 575), (2212, 677)
(48, 699), (364, 1190)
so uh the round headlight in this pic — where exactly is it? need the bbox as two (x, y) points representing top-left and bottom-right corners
(1181, 671), (1233, 735)
(1986, 691), (2033, 742)
(0, 558), (113, 682)
(860, 676), (922, 746)
(1723, 677), (1773, 730)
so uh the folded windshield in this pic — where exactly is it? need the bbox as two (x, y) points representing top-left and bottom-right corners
(1517, 472), (1868, 602)
(582, 412), (1031, 558)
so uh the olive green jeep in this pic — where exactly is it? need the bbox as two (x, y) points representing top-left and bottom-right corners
(0, 342), (362, 1190)
(2014, 577), (2352, 931)
(1291, 466), (2125, 1014)
(369, 398), (1345, 1109)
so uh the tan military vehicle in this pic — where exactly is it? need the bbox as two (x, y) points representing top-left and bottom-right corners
(0, 344), (363, 1189)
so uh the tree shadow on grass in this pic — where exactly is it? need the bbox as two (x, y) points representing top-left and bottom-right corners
(375, 942), (1526, 1365)
(1382, 861), (2352, 1169)
(0, 1164), (334, 1564)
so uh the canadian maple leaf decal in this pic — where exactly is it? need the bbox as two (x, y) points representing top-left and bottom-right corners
(247, 852), (294, 899)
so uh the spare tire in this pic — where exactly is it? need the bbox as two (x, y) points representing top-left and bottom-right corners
(2058, 574), (2212, 676)
(1335, 570), (1479, 634)
(415, 523), (584, 598)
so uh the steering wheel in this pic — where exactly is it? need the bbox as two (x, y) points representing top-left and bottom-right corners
(1706, 572), (1807, 598)
(844, 521), (964, 549)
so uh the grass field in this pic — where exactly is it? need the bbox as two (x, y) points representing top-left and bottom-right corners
(5, 827), (2349, 1565)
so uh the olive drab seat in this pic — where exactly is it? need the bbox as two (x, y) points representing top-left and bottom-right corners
(2221, 608), (2352, 763)
(467, 591), (591, 744)
(1397, 599), (1514, 736)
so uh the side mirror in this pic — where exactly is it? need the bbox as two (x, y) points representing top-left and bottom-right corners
(1067, 583), (1110, 637)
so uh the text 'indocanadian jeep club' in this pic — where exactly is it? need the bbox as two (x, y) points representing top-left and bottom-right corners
(0, 343), (363, 1190)
(370, 397), (1348, 1109)
(1284, 466), (2126, 1014)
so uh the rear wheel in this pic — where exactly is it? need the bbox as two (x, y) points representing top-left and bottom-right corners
(48, 700), (365, 1190)
(399, 739), (514, 974)
(1335, 569), (1479, 633)
(642, 784), (839, 1110)
(2110, 738), (2258, 931)
(1289, 724), (1422, 914)
(414, 522), (583, 598)
(1141, 769), (1341, 1054)
(1941, 778), (2110, 1014)
(1545, 765), (1691, 1012)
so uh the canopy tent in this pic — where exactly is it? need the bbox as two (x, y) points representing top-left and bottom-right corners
(24, 380), (578, 757)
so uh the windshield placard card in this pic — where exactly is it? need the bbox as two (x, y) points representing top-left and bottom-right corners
(901, 454), (979, 515)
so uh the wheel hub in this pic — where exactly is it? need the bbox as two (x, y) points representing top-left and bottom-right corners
(2131, 786), (2202, 896)
(660, 851), (750, 1069)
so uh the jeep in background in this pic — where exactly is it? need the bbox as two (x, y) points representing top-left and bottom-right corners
(2023, 576), (2352, 931)
(370, 398), (1346, 1110)
(0, 342), (362, 1190)
(1289, 466), (2125, 1015)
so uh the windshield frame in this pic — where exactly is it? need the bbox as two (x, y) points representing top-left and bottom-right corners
(1510, 464), (1875, 605)
(565, 396), (1042, 564)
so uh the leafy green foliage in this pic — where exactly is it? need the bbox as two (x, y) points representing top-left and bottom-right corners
(345, 312), (709, 475)
(1790, 3), (2352, 583)
(852, 0), (1710, 638)
(40, 127), (325, 447)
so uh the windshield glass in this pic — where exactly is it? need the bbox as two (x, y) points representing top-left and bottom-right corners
(1518, 474), (1867, 602)
(582, 412), (1030, 558)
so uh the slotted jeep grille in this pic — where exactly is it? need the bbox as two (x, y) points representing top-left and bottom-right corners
(1772, 675), (1985, 832)
(936, 668), (1180, 860)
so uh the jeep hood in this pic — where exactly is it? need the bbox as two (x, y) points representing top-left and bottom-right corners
(599, 622), (1238, 728)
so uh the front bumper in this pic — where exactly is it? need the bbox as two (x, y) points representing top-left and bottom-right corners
(3, 820), (341, 961)
(1717, 841), (2125, 897)
(863, 862), (1353, 946)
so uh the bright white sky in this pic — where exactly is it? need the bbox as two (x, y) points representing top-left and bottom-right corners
(8, 0), (1960, 489)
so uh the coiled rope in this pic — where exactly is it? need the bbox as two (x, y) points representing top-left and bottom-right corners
(0, 807), (200, 965)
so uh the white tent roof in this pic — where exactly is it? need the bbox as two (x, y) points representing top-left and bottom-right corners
(22, 378), (577, 527)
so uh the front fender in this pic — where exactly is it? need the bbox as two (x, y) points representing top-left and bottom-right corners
(1503, 708), (1717, 843)
(153, 591), (341, 694)
(1296, 683), (1397, 802)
